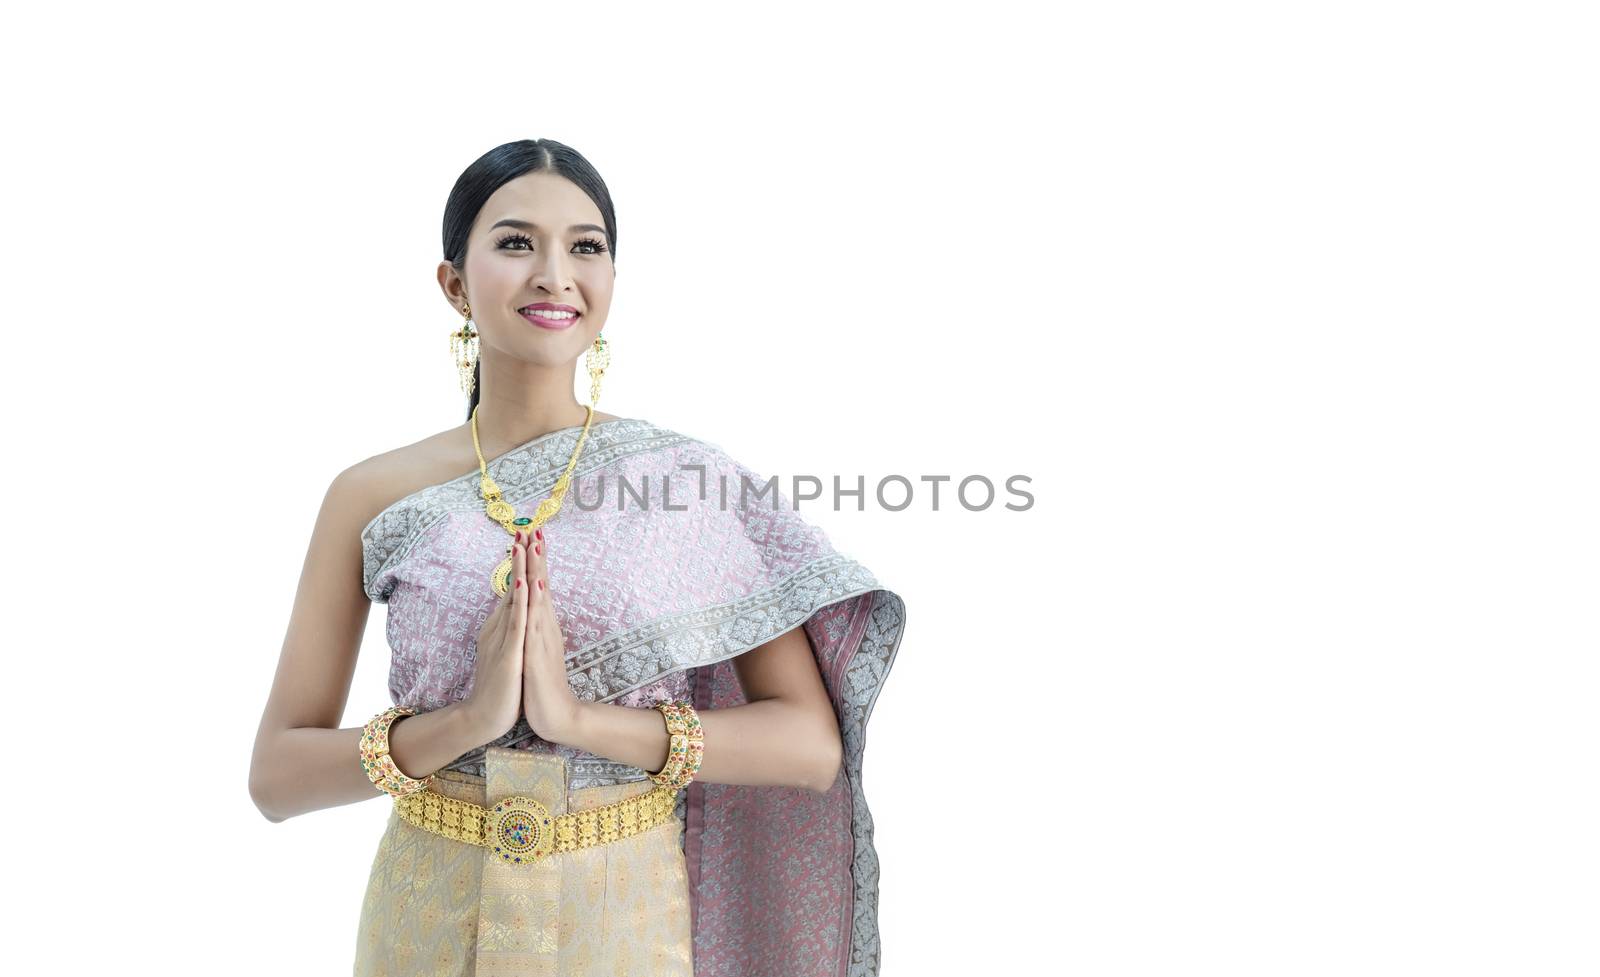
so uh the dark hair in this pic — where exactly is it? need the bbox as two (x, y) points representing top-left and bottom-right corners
(442, 139), (618, 420)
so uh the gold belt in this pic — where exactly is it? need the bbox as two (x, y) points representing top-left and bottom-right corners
(394, 781), (681, 866)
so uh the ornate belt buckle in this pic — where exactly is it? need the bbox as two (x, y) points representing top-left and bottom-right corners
(486, 795), (556, 865)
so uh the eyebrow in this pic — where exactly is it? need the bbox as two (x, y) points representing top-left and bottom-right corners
(488, 218), (608, 238)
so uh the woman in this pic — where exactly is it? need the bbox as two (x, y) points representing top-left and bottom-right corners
(247, 138), (907, 977)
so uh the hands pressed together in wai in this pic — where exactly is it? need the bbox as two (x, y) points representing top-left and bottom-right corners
(463, 526), (584, 744)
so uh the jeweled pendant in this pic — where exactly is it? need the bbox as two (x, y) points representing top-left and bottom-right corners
(491, 555), (513, 596)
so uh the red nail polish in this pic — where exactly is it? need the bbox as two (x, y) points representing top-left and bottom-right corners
(535, 528), (542, 541)
(515, 579), (523, 590)
(537, 579), (545, 591)
(534, 545), (541, 556)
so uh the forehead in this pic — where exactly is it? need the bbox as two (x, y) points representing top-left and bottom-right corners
(475, 171), (605, 235)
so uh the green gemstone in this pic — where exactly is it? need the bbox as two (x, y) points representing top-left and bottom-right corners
(513, 517), (532, 525)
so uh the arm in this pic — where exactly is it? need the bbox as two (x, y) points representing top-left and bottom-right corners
(246, 465), (499, 823)
(551, 624), (844, 794)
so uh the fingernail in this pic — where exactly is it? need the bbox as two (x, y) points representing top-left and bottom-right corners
(537, 579), (545, 591)
(515, 579), (523, 590)
(535, 528), (543, 541)
(534, 545), (541, 556)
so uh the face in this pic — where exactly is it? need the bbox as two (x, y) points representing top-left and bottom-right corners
(439, 170), (615, 370)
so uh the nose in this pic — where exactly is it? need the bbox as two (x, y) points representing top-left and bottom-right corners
(527, 245), (575, 294)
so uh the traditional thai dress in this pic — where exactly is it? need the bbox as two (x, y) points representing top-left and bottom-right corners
(352, 417), (906, 977)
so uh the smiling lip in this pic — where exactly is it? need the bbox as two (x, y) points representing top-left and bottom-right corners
(519, 305), (581, 330)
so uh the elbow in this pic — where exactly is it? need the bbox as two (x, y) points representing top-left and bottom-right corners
(248, 769), (289, 824)
(802, 732), (844, 796)
(249, 730), (298, 822)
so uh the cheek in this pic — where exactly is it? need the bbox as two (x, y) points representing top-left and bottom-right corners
(578, 272), (612, 306)
(467, 255), (523, 299)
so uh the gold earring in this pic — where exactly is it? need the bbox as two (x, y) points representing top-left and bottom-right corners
(450, 303), (479, 397)
(584, 332), (610, 407)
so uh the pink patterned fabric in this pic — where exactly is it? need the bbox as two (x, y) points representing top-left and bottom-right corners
(359, 418), (906, 977)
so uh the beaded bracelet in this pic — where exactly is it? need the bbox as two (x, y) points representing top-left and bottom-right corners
(360, 705), (437, 797)
(646, 700), (705, 790)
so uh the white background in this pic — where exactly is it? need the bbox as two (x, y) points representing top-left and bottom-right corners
(3, 2), (1596, 974)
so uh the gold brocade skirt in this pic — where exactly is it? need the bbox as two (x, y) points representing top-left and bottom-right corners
(353, 746), (694, 976)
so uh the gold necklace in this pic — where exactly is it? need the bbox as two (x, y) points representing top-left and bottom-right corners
(472, 403), (596, 596)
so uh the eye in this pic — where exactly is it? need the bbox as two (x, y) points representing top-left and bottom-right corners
(495, 231), (535, 251)
(494, 231), (610, 255)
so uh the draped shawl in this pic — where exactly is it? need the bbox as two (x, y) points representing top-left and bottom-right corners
(358, 417), (906, 977)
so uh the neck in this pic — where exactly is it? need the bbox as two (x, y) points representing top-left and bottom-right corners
(471, 395), (594, 459)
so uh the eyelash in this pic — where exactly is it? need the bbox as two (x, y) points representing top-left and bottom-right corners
(495, 232), (608, 255)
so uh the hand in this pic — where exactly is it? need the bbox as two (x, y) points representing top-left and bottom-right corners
(521, 527), (583, 741)
(461, 531), (532, 740)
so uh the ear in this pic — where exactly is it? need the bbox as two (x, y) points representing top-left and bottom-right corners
(437, 260), (467, 313)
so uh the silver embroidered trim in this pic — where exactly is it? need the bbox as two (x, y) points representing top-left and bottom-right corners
(566, 554), (884, 703)
(841, 588), (905, 977)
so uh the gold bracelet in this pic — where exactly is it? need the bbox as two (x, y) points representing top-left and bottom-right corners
(360, 705), (437, 797)
(646, 700), (704, 790)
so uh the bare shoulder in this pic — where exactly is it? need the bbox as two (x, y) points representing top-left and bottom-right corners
(332, 426), (470, 531)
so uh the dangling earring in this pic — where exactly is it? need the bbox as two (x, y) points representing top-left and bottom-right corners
(584, 332), (610, 407)
(450, 302), (480, 397)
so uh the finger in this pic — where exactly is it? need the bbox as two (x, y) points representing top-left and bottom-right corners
(533, 527), (548, 595)
(512, 533), (530, 604)
(511, 536), (529, 636)
(519, 529), (534, 604)
(499, 532), (525, 610)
